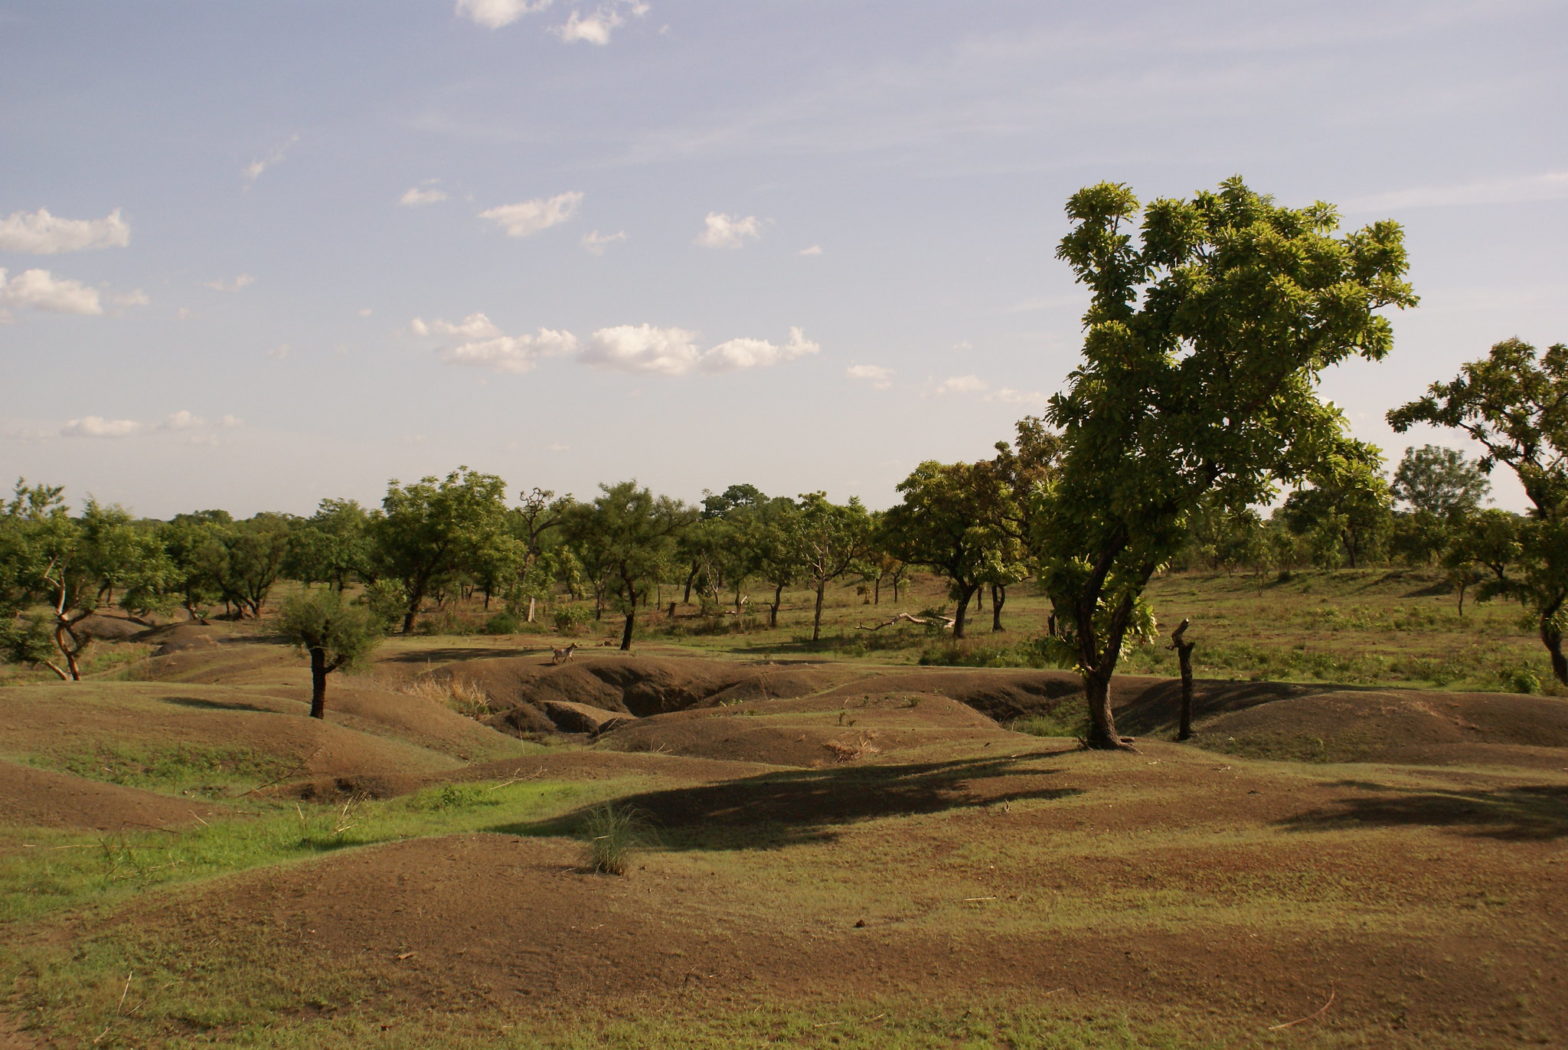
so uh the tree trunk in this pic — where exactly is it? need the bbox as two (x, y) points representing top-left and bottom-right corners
(951, 582), (977, 640)
(991, 584), (1006, 632)
(526, 596), (537, 623)
(309, 645), (329, 719)
(1542, 618), (1568, 686)
(1082, 667), (1130, 750)
(811, 582), (827, 642)
(620, 609), (636, 651)
(1172, 619), (1195, 741)
(770, 584), (783, 628)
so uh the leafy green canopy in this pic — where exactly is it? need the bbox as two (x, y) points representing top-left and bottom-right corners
(1038, 177), (1416, 747)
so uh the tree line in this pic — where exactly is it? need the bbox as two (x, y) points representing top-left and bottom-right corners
(4, 178), (1565, 747)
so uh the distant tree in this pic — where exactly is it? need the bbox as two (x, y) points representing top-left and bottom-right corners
(1033, 176), (1416, 749)
(1391, 444), (1490, 518)
(2, 483), (170, 679)
(278, 589), (380, 719)
(880, 460), (1023, 638)
(159, 511), (232, 621)
(562, 481), (692, 650)
(795, 493), (873, 643)
(1440, 508), (1520, 617)
(1278, 440), (1395, 568)
(219, 512), (297, 618)
(287, 499), (377, 592)
(1389, 338), (1568, 683)
(747, 497), (804, 628)
(372, 467), (517, 634)
(507, 487), (573, 622)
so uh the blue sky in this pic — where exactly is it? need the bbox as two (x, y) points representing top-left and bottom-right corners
(2, 0), (1564, 517)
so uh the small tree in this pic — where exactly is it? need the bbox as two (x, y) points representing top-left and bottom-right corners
(278, 589), (381, 719)
(562, 481), (692, 650)
(1389, 338), (1568, 683)
(795, 493), (873, 643)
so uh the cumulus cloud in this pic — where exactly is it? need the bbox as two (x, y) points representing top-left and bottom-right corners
(0, 268), (103, 315)
(479, 191), (584, 237)
(581, 229), (627, 254)
(113, 289), (151, 307)
(695, 211), (763, 249)
(701, 327), (819, 372)
(582, 323), (700, 374)
(441, 330), (579, 373)
(61, 416), (142, 438)
(244, 134), (299, 185)
(455, 0), (553, 29)
(798, 244), (823, 256)
(411, 313), (504, 339)
(583, 324), (818, 375)
(205, 274), (255, 292)
(0, 207), (130, 254)
(555, 2), (648, 44)
(399, 182), (450, 206)
(847, 364), (894, 390)
(935, 374), (988, 394)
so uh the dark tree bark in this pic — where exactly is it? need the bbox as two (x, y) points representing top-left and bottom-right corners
(1171, 619), (1196, 741)
(769, 583), (784, 627)
(991, 584), (1007, 632)
(951, 581), (977, 640)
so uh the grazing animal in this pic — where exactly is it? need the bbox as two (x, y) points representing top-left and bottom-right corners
(550, 643), (578, 665)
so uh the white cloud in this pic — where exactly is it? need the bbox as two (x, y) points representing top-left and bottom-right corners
(696, 211), (763, 249)
(0, 268), (103, 315)
(847, 364), (894, 390)
(357, 307), (373, 317)
(479, 191), (584, 237)
(583, 324), (700, 374)
(399, 183), (450, 206)
(555, 1), (648, 44)
(267, 344), (291, 360)
(113, 289), (150, 307)
(61, 416), (142, 438)
(701, 327), (819, 372)
(936, 374), (988, 395)
(0, 208), (130, 254)
(59, 410), (242, 440)
(1343, 171), (1568, 213)
(952, 340), (974, 353)
(205, 274), (255, 292)
(583, 324), (818, 375)
(455, 0), (553, 29)
(798, 244), (823, 256)
(411, 312), (503, 339)
(440, 329), (579, 374)
(581, 229), (627, 254)
(243, 134), (299, 185)
(989, 387), (1045, 406)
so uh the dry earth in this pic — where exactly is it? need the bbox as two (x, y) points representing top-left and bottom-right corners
(3, 632), (1566, 1047)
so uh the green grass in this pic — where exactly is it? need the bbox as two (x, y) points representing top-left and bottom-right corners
(45, 742), (297, 796)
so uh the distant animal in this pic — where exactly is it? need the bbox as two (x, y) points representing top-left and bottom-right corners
(550, 643), (578, 665)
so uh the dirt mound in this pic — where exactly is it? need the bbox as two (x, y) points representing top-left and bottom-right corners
(0, 682), (467, 785)
(597, 692), (1017, 767)
(72, 613), (149, 642)
(131, 621), (223, 655)
(0, 758), (227, 830)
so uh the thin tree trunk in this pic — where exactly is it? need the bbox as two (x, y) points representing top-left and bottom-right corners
(770, 583), (783, 627)
(811, 582), (826, 642)
(991, 584), (1006, 632)
(309, 646), (329, 719)
(1172, 619), (1195, 741)
(952, 582), (977, 640)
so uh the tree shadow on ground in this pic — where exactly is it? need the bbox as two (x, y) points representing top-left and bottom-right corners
(494, 752), (1080, 850)
(1113, 677), (1382, 738)
(385, 647), (535, 665)
(1274, 781), (1568, 841)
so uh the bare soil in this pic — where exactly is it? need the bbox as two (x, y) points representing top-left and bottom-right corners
(3, 638), (1566, 1047)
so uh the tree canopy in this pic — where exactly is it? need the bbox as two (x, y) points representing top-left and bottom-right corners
(1037, 176), (1417, 748)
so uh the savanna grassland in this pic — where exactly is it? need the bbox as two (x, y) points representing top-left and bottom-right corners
(2, 569), (1566, 1049)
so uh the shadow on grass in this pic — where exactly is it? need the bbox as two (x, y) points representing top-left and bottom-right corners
(158, 695), (273, 713)
(1274, 782), (1568, 841)
(385, 647), (533, 665)
(493, 753), (1080, 850)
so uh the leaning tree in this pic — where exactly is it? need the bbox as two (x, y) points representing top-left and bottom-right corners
(1035, 176), (1416, 749)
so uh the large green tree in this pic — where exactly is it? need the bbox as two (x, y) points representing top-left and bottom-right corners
(1036, 177), (1416, 749)
(1389, 338), (1568, 683)
(795, 493), (873, 643)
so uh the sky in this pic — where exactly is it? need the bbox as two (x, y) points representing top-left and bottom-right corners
(2, 0), (1564, 519)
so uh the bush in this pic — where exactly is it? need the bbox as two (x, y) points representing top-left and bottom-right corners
(481, 611), (521, 635)
(552, 604), (592, 635)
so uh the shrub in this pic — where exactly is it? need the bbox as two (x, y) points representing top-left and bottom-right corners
(481, 611), (521, 635)
(552, 604), (592, 635)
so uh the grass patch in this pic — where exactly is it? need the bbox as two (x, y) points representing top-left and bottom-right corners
(45, 742), (297, 796)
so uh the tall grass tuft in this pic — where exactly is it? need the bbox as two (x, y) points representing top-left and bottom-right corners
(580, 803), (649, 876)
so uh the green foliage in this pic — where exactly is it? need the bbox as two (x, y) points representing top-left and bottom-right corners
(1390, 338), (1568, 683)
(1034, 176), (1416, 747)
(552, 602), (593, 634)
(564, 481), (694, 650)
(278, 588), (382, 717)
(1392, 444), (1490, 518)
(49, 743), (295, 795)
(1278, 440), (1395, 568)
